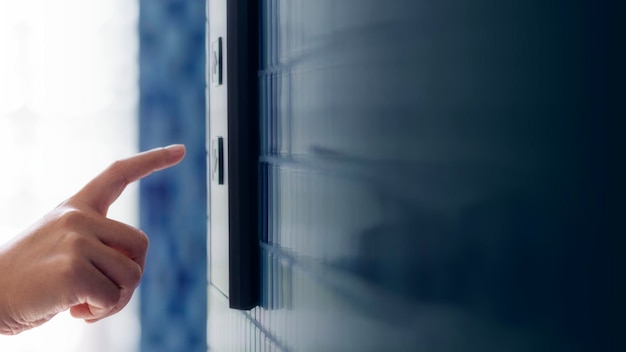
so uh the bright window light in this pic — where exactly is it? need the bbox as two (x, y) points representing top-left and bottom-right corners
(0, 0), (139, 351)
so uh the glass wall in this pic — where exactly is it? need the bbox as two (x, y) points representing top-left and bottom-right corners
(208, 1), (609, 351)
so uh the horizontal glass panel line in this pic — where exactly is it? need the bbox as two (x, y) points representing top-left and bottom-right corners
(259, 154), (484, 182)
(259, 155), (390, 187)
(260, 153), (421, 167)
(258, 242), (422, 324)
(258, 20), (416, 76)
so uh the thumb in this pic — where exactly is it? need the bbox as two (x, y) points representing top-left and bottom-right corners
(72, 144), (186, 215)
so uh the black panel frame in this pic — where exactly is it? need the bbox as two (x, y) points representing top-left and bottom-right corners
(226, 0), (260, 310)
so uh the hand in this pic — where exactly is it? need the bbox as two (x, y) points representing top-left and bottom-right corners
(0, 145), (185, 335)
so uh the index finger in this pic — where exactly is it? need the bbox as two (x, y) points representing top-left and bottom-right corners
(73, 144), (186, 215)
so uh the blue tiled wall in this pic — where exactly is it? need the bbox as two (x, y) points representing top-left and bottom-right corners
(139, 1), (207, 351)
(208, 0), (609, 351)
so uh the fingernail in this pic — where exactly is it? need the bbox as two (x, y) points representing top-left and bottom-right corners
(164, 144), (186, 156)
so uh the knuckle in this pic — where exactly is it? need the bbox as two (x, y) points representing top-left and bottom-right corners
(102, 289), (121, 308)
(56, 208), (86, 228)
(137, 231), (149, 253)
(61, 259), (120, 308)
(62, 231), (91, 253)
(108, 160), (127, 178)
(128, 262), (144, 285)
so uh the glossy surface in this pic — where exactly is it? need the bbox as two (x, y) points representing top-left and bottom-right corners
(208, 0), (609, 351)
(208, 0), (230, 300)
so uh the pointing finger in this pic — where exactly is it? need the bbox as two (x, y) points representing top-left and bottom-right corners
(73, 144), (185, 215)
